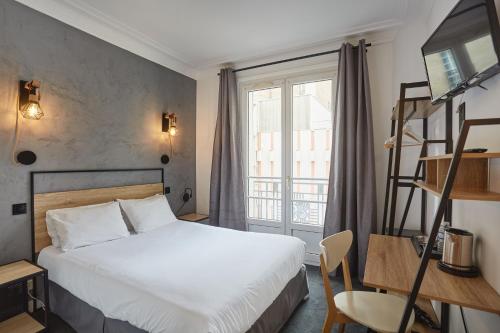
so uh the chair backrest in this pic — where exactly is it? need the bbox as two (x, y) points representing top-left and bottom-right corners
(319, 230), (353, 273)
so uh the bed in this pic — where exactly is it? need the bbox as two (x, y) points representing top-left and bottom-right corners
(32, 177), (309, 333)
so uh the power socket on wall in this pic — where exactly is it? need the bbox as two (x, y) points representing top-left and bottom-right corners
(12, 203), (27, 215)
(182, 188), (192, 202)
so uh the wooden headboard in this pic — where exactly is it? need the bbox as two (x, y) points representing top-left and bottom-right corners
(33, 183), (164, 254)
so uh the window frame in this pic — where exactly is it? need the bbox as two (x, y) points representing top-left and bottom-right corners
(240, 68), (337, 234)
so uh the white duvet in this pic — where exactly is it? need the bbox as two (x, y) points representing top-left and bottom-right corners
(38, 221), (305, 333)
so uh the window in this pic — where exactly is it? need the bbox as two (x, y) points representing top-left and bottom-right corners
(244, 74), (334, 228)
(243, 72), (335, 263)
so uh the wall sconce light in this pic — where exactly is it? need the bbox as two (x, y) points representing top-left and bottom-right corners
(161, 113), (177, 165)
(162, 113), (177, 136)
(19, 80), (44, 120)
(14, 80), (43, 165)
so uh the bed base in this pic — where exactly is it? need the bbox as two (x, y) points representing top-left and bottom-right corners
(49, 266), (309, 333)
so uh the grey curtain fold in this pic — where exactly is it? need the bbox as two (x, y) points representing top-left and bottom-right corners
(323, 40), (377, 279)
(209, 68), (247, 231)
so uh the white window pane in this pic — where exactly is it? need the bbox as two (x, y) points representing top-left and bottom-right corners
(291, 80), (332, 226)
(247, 87), (281, 222)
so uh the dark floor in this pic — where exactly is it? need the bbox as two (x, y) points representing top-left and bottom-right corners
(48, 265), (367, 333)
(280, 265), (366, 333)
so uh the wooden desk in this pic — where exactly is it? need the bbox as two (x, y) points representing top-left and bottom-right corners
(364, 234), (500, 314)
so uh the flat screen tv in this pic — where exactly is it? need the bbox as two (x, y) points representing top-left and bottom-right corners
(422, 0), (500, 103)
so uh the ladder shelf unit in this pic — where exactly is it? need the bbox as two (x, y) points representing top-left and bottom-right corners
(397, 117), (500, 333)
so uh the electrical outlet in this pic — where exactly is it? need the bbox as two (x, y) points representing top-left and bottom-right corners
(165, 187), (171, 194)
(12, 203), (27, 215)
(182, 188), (193, 202)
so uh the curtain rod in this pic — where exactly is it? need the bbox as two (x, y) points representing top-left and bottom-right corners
(217, 43), (371, 75)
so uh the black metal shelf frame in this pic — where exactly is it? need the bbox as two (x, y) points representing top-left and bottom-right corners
(397, 117), (500, 333)
(397, 139), (449, 236)
(382, 81), (453, 237)
(381, 81), (454, 332)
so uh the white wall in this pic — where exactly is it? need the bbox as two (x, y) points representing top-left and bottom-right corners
(196, 68), (220, 214)
(391, 0), (500, 331)
(369, 41), (396, 232)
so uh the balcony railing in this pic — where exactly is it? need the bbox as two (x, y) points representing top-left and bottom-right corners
(292, 178), (328, 225)
(247, 176), (328, 225)
(248, 177), (282, 222)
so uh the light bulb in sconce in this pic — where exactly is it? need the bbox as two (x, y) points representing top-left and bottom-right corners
(169, 125), (177, 136)
(21, 101), (44, 120)
(162, 112), (177, 136)
(19, 80), (44, 120)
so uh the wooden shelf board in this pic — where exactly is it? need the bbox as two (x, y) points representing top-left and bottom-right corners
(384, 142), (422, 149)
(413, 181), (500, 201)
(420, 152), (500, 160)
(177, 213), (209, 222)
(391, 98), (440, 120)
(413, 181), (442, 196)
(0, 261), (43, 286)
(0, 313), (45, 333)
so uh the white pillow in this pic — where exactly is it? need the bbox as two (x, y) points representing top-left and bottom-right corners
(48, 201), (129, 252)
(117, 194), (176, 233)
(45, 213), (62, 248)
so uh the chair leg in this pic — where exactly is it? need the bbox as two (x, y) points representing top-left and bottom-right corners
(338, 323), (346, 333)
(322, 311), (335, 333)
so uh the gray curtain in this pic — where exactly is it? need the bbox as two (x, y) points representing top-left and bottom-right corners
(323, 40), (377, 279)
(209, 68), (247, 231)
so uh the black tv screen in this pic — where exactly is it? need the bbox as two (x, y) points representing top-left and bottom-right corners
(422, 0), (500, 103)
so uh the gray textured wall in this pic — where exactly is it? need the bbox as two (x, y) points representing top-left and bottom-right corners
(0, 1), (196, 263)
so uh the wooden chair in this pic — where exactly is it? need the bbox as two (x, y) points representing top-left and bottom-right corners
(319, 230), (415, 333)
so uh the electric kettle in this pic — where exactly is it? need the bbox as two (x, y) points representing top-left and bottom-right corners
(438, 228), (479, 277)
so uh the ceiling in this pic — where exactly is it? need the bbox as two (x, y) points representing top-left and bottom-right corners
(16, 0), (410, 77)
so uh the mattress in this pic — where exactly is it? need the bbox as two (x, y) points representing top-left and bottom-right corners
(38, 221), (306, 333)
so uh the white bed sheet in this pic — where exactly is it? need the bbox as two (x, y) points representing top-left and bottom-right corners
(38, 221), (305, 333)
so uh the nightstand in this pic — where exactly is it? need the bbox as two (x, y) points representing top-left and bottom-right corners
(0, 260), (49, 333)
(177, 213), (209, 223)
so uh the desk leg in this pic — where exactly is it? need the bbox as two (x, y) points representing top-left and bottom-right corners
(441, 303), (450, 333)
